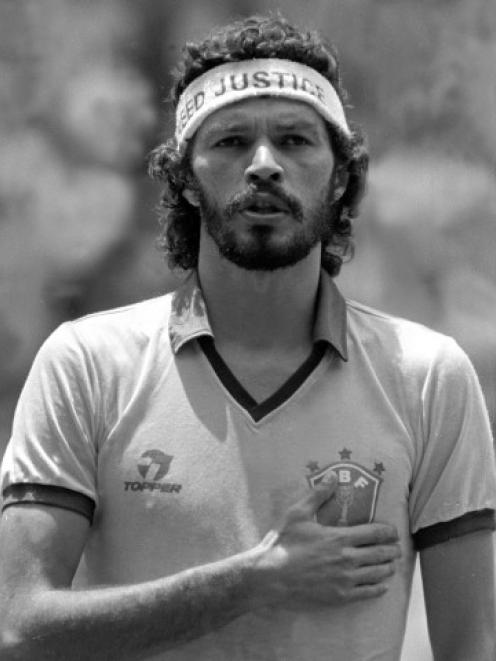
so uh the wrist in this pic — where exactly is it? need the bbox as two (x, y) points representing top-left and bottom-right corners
(238, 532), (285, 611)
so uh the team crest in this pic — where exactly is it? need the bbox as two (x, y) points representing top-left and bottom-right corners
(306, 449), (385, 526)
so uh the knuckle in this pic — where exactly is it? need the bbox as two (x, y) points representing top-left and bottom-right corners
(341, 549), (359, 569)
(383, 544), (401, 562)
(377, 546), (392, 563)
(339, 530), (352, 546)
(342, 570), (355, 588)
(375, 563), (393, 580)
(365, 570), (380, 584)
(368, 568), (381, 582)
(372, 565), (384, 580)
(374, 528), (390, 544)
(364, 585), (386, 600)
(375, 525), (396, 544)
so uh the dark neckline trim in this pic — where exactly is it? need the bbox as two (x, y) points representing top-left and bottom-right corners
(198, 336), (327, 422)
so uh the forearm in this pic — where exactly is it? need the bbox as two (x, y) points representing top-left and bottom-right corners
(429, 627), (495, 661)
(1, 551), (260, 661)
(421, 530), (496, 661)
(427, 597), (495, 661)
(1, 483), (401, 660)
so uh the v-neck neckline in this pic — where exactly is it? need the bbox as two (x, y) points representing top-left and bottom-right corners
(197, 336), (328, 422)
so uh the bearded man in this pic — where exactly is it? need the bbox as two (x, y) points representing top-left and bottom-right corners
(1, 14), (495, 661)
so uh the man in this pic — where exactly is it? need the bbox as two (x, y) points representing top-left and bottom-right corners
(0, 14), (495, 661)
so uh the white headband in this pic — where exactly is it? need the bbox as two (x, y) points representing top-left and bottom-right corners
(175, 58), (351, 148)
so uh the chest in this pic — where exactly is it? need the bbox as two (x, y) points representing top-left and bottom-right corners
(94, 346), (416, 569)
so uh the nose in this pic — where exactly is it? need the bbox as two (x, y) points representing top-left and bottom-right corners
(245, 144), (283, 184)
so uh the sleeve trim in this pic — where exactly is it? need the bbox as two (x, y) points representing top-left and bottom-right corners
(413, 509), (495, 550)
(2, 483), (95, 524)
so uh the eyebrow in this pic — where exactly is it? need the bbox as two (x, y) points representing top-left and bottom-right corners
(202, 121), (250, 137)
(202, 116), (323, 139)
(272, 118), (322, 135)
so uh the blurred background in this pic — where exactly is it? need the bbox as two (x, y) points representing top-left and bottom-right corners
(2, 1), (496, 658)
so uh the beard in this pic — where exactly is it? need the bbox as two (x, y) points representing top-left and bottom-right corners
(197, 180), (337, 271)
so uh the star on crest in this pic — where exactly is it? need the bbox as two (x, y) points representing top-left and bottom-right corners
(374, 462), (386, 476)
(306, 460), (320, 473)
(339, 448), (352, 460)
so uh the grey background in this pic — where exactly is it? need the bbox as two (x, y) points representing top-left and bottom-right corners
(2, 1), (496, 658)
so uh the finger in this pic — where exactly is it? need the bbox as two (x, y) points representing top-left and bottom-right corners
(342, 523), (399, 547)
(346, 583), (389, 602)
(351, 562), (395, 586)
(343, 543), (402, 567)
(295, 472), (338, 516)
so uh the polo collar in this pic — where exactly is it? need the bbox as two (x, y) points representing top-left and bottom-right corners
(313, 272), (348, 360)
(169, 270), (348, 360)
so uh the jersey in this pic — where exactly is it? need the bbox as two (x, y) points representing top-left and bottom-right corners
(2, 271), (496, 660)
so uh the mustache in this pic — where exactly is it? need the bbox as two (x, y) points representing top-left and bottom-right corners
(224, 182), (303, 220)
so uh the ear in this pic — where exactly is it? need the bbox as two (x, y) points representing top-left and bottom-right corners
(182, 186), (200, 207)
(331, 166), (349, 202)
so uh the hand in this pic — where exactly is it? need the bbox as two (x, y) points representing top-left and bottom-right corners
(251, 473), (401, 609)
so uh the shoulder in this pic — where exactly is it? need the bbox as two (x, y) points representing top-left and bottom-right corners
(345, 298), (472, 377)
(37, 294), (175, 372)
(69, 294), (173, 340)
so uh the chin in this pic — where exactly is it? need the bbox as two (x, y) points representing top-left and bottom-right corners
(204, 211), (323, 271)
(218, 239), (316, 271)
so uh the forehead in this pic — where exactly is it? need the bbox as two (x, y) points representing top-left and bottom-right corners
(195, 96), (329, 136)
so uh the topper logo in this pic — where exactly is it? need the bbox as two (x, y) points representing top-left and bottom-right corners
(124, 450), (182, 495)
(137, 450), (173, 481)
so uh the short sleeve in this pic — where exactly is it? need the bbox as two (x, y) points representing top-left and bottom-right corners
(1, 322), (101, 509)
(409, 338), (496, 536)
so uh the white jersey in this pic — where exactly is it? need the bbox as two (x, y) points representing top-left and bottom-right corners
(2, 272), (496, 660)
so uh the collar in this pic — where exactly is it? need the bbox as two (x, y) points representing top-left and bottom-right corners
(169, 270), (348, 361)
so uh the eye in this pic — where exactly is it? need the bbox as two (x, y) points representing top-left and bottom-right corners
(213, 135), (246, 148)
(280, 134), (311, 147)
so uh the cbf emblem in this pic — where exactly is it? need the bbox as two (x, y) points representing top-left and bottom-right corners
(306, 449), (385, 526)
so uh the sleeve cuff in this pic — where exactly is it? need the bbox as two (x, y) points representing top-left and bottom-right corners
(2, 483), (96, 524)
(413, 509), (495, 550)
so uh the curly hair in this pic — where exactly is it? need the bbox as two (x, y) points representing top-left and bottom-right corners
(148, 13), (369, 277)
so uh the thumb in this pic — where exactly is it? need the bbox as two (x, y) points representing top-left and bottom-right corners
(299, 471), (338, 515)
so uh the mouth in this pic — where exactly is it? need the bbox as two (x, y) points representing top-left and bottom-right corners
(240, 193), (290, 217)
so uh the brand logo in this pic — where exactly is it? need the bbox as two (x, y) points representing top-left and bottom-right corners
(124, 450), (182, 494)
(137, 450), (173, 480)
(306, 448), (384, 526)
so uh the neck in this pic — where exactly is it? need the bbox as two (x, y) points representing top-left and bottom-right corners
(197, 231), (322, 351)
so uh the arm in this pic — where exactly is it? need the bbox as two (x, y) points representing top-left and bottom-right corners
(420, 529), (495, 661)
(0, 504), (257, 660)
(0, 478), (401, 661)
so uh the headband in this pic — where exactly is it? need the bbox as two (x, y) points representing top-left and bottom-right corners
(175, 58), (351, 148)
